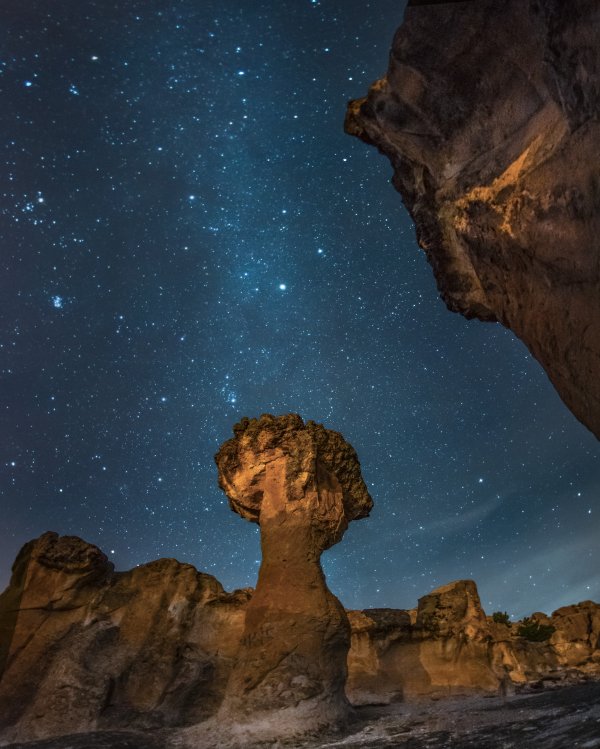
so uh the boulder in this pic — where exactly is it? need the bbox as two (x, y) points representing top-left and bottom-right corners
(550, 601), (600, 671)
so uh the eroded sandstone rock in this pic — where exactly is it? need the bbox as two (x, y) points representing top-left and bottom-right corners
(2, 537), (600, 745)
(347, 580), (600, 705)
(213, 413), (373, 737)
(345, 0), (600, 437)
(347, 580), (499, 704)
(0, 532), (250, 744)
(551, 602), (600, 672)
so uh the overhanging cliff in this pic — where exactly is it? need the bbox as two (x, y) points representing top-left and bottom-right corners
(345, 0), (600, 437)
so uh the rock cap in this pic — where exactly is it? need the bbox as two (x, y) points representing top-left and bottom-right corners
(215, 413), (373, 527)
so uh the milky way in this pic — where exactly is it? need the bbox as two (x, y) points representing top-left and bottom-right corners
(2, 0), (599, 618)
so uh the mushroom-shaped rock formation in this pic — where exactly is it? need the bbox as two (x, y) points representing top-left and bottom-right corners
(345, 0), (600, 437)
(215, 413), (372, 736)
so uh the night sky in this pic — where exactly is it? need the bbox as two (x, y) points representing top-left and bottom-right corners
(2, 0), (599, 619)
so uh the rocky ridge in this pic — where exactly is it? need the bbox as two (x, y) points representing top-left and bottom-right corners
(345, 0), (600, 437)
(347, 579), (600, 706)
(1, 532), (599, 745)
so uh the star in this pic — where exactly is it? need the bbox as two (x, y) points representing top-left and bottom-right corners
(0, 0), (597, 621)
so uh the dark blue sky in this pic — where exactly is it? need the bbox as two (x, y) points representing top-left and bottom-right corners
(1, 0), (599, 618)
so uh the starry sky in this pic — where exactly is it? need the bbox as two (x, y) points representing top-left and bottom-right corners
(1, 0), (599, 620)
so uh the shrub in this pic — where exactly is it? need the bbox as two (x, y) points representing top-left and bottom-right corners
(492, 611), (511, 626)
(517, 617), (556, 642)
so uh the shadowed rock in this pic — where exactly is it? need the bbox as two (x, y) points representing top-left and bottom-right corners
(214, 413), (373, 736)
(345, 0), (600, 437)
(0, 533), (250, 744)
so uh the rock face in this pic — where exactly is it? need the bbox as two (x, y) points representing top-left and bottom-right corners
(213, 413), (373, 737)
(0, 532), (250, 744)
(1, 535), (600, 745)
(345, 0), (600, 437)
(347, 580), (498, 704)
(347, 580), (600, 705)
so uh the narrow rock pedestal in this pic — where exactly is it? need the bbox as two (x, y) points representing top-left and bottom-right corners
(214, 413), (372, 737)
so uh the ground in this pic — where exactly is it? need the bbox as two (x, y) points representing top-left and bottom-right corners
(3, 682), (600, 749)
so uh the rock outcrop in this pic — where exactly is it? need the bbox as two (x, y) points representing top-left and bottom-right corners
(347, 580), (600, 705)
(1, 534), (599, 745)
(0, 532), (250, 744)
(345, 0), (600, 437)
(211, 413), (373, 739)
(347, 580), (497, 704)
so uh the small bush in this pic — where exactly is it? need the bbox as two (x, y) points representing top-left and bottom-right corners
(517, 617), (556, 642)
(492, 611), (511, 626)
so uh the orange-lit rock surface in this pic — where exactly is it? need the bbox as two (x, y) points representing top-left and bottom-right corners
(347, 580), (497, 704)
(347, 580), (600, 705)
(0, 532), (249, 744)
(345, 0), (600, 437)
(211, 413), (373, 739)
(1, 537), (600, 745)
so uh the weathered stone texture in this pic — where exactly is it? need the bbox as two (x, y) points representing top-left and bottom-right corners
(345, 0), (600, 437)
(2, 537), (600, 745)
(0, 532), (249, 744)
(347, 580), (600, 705)
(212, 414), (372, 739)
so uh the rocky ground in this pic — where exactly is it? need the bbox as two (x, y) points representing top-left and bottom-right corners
(309, 681), (600, 749)
(4, 681), (600, 749)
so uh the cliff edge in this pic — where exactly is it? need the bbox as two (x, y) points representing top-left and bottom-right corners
(346, 0), (600, 437)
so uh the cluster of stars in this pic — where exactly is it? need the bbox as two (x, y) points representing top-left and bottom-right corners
(0, 0), (599, 619)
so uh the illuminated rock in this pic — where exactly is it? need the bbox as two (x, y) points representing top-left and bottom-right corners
(347, 580), (499, 704)
(214, 413), (372, 737)
(0, 532), (249, 744)
(2, 537), (599, 745)
(346, 0), (600, 437)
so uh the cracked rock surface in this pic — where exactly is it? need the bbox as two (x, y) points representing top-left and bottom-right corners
(210, 414), (372, 741)
(5, 682), (600, 749)
(346, 0), (600, 437)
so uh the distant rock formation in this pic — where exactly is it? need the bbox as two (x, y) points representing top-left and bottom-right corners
(347, 580), (600, 705)
(345, 0), (600, 437)
(0, 532), (249, 744)
(1, 533), (599, 745)
(211, 414), (372, 740)
(347, 580), (498, 705)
